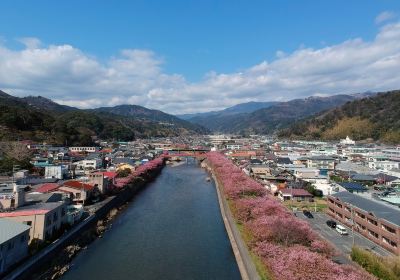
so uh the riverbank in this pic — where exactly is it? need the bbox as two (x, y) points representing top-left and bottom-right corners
(4, 161), (165, 280)
(60, 160), (241, 280)
(201, 160), (260, 280)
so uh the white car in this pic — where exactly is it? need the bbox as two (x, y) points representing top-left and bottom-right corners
(336, 224), (348, 235)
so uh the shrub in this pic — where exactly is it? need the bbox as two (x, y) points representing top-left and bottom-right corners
(351, 246), (399, 280)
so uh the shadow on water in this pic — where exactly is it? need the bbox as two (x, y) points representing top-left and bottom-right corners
(62, 160), (241, 280)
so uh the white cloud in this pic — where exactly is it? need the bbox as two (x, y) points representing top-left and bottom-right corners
(375, 11), (396, 25)
(17, 37), (42, 49)
(1, 22), (400, 114)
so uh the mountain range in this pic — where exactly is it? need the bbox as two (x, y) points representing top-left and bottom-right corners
(1, 88), (399, 144)
(179, 93), (373, 134)
(0, 90), (206, 145)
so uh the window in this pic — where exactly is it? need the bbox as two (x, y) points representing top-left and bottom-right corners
(61, 208), (66, 216)
(367, 218), (378, 226)
(382, 224), (396, 234)
(23, 221), (32, 226)
(368, 229), (378, 238)
(76, 193), (81, 199)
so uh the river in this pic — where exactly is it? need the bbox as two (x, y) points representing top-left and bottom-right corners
(62, 159), (241, 280)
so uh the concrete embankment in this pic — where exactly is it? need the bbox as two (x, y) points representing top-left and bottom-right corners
(202, 161), (260, 280)
(4, 165), (164, 280)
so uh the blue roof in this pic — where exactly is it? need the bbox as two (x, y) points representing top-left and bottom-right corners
(339, 182), (368, 191)
(0, 219), (30, 244)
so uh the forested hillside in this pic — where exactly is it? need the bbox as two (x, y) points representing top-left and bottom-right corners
(0, 90), (206, 145)
(278, 90), (400, 143)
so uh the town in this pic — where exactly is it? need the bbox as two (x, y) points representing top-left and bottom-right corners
(0, 134), (399, 278)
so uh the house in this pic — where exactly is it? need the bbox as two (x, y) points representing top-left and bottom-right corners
(73, 159), (101, 171)
(0, 201), (67, 242)
(278, 188), (313, 201)
(328, 191), (400, 255)
(338, 182), (368, 193)
(368, 156), (399, 171)
(226, 144), (242, 150)
(59, 181), (96, 204)
(276, 157), (293, 166)
(0, 219), (30, 274)
(0, 184), (25, 210)
(249, 166), (271, 179)
(350, 174), (376, 185)
(306, 156), (336, 171)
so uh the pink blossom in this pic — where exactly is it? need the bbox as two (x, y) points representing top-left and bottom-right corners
(204, 152), (373, 280)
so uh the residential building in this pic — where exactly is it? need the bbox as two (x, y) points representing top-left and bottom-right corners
(45, 165), (68, 179)
(226, 144), (242, 150)
(0, 201), (67, 242)
(278, 188), (313, 201)
(307, 156), (336, 171)
(69, 147), (97, 153)
(59, 181), (96, 204)
(0, 184), (25, 210)
(328, 191), (400, 255)
(88, 172), (116, 194)
(0, 219), (30, 274)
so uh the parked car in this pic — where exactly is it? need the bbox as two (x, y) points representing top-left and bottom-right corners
(303, 210), (314, 218)
(326, 220), (337, 228)
(336, 225), (348, 235)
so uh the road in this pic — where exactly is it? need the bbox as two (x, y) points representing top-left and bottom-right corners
(297, 212), (393, 262)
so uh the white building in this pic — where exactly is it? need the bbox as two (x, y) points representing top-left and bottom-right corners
(340, 136), (355, 145)
(69, 147), (97, 153)
(45, 165), (68, 179)
(226, 144), (242, 150)
(73, 159), (102, 171)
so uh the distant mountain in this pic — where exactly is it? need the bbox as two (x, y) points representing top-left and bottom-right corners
(184, 94), (366, 134)
(93, 105), (207, 134)
(278, 90), (400, 143)
(22, 96), (77, 112)
(177, 101), (277, 120)
(0, 90), (207, 145)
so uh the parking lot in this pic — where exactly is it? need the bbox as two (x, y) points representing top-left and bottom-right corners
(297, 212), (393, 262)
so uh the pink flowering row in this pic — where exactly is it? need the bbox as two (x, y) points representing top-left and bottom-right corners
(114, 157), (164, 188)
(205, 152), (374, 280)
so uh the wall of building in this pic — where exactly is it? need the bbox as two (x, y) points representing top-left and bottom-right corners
(0, 230), (29, 274)
(327, 196), (400, 255)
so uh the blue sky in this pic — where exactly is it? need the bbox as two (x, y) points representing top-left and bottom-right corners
(0, 1), (400, 113)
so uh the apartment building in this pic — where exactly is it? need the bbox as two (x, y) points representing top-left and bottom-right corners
(327, 191), (400, 255)
(0, 202), (67, 242)
(0, 219), (30, 274)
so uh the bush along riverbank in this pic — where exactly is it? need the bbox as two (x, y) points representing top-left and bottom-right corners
(30, 157), (166, 280)
(204, 152), (375, 280)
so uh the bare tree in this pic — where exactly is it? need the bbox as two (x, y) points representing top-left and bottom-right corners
(0, 141), (32, 162)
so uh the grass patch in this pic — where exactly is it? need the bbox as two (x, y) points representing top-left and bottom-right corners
(351, 246), (400, 280)
(283, 197), (327, 212)
(236, 222), (272, 280)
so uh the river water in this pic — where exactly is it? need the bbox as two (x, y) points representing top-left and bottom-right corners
(62, 160), (241, 280)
